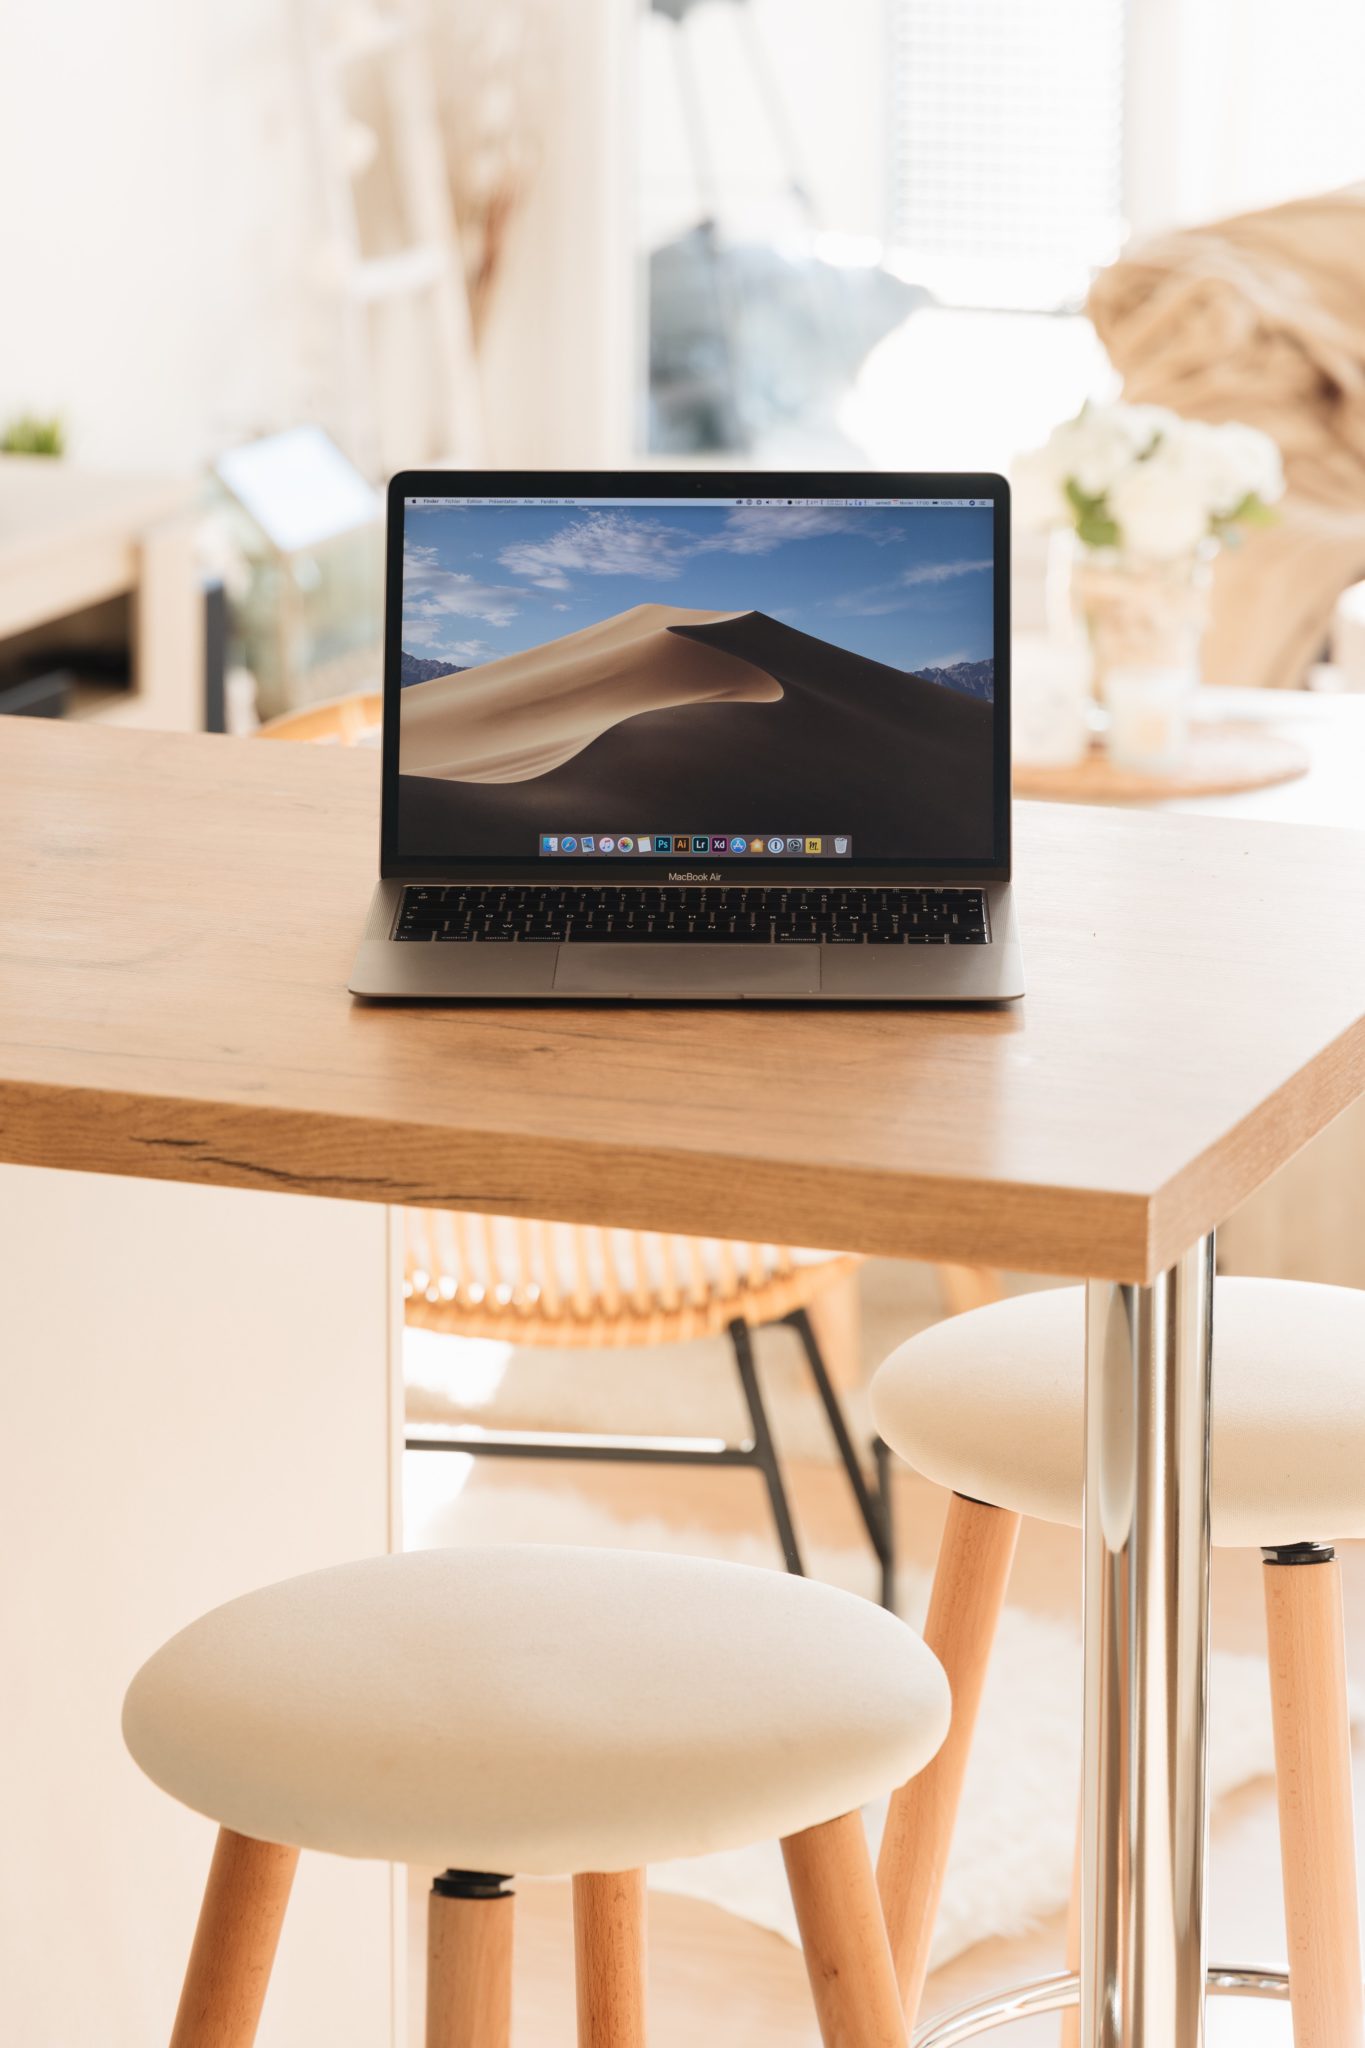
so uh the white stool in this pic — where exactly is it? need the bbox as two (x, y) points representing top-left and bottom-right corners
(125, 1544), (951, 2047)
(870, 1278), (1365, 2047)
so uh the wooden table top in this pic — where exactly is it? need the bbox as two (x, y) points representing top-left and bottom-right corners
(3, 719), (1364, 1283)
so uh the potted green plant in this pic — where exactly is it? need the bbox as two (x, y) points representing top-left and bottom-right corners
(1, 413), (65, 456)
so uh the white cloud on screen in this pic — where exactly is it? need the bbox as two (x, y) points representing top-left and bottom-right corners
(694, 504), (872, 554)
(498, 513), (691, 589)
(494, 503), (906, 590)
(830, 556), (993, 617)
(402, 621), (496, 662)
(402, 541), (525, 629)
(899, 557), (992, 586)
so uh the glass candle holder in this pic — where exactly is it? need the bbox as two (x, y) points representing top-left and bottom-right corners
(1070, 545), (1214, 705)
(1104, 664), (1193, 774)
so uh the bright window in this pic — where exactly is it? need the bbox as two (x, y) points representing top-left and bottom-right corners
(888, 0), (1128, 311)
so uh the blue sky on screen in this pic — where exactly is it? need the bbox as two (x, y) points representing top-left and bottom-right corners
(401, 500), (993, 673)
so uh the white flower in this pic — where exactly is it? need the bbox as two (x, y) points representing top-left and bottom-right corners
(1052, 403), (1174, 497)
(1203, 420), (1284, 513)
(1120, 416), (1283, 527)
(1012, 403), (1180, 529)
(1015, 401), (1284, 552)
(1108, 438), (1215, 560)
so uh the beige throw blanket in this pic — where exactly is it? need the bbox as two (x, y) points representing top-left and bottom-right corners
(1088, 185), (1365, 687)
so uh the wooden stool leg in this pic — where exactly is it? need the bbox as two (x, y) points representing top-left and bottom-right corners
(426, 1873), (514, 2048)
(573, 1870), (646, 2048)
(1060, 1794), (1082, 2048)
(169, 1829), (298, 2048)
(806, 1267), (863, 1391)
(935, 1264), (1004, 1319)
(783, 1812), (906, 2046)
(1264, 1545), (1365, 2048)
(877, 1492), (1021, 2021)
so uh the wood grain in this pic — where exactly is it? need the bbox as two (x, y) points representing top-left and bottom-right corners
(782, 1813), (907, 2047)
(426, 1886), (514, 2048)
(876, 1494), (1021, 2023)
(1062, 1795), (1083, 2048)
(1264, 1556), (1365, 2048)
(3, 720), (1365, 1280)
(169, 1829), (298, 2048)
(572, 1871), (646, 2048)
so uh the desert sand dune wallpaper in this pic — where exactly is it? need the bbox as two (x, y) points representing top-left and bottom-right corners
(400, 605), (784, 783)
(397, 498), (996, 859)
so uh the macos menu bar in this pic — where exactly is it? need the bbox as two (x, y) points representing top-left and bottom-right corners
(406, 496), (992, 509)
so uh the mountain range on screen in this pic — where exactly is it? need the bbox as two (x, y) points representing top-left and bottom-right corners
(397, 603), (993, 861)
(919, 658), (994, 701)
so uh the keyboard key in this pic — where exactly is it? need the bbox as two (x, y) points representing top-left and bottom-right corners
(397, 884), (989, 946)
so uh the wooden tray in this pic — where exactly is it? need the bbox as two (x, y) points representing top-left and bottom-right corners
(1015, 722), (1311, 802)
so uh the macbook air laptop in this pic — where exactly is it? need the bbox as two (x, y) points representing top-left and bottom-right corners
(350, 470), (1023, 1002)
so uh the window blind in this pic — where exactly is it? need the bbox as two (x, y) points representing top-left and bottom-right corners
(888, 0), (1127, 309)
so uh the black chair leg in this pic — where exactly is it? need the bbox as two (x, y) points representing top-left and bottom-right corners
(728, 1317), (805, 1576)
(786, 1306), (897, 1609)
(873, 1433), (896, 1611)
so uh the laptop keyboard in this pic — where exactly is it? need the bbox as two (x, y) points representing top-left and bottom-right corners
(396, 884), (989, 945)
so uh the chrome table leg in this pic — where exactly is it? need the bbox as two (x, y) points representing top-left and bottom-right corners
(1082, 1237), (1215, 2048)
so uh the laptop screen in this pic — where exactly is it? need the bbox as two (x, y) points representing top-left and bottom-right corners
(387, 481), (1006, 874)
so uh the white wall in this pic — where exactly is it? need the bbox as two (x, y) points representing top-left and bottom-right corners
(0, 1), (324, 471)
(1126, 0), (1365, 237)
(637, 0), (889, 249)
(0, 1167), (404, 2047)
(0, 1), (634, 474)
(470, 0), (636, 466)
(4, 0), (1361, 476)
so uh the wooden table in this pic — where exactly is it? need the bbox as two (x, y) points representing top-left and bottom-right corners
(4, 718), (1365, 2048)
(1022, 687), (1365, 1292)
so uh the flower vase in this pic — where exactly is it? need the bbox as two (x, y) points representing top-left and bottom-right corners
(1070, 547), (1213, 702)
(1069, 547), (1214, 772)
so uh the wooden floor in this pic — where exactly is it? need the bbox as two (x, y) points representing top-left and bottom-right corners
(406, 1439), (1365, 2046)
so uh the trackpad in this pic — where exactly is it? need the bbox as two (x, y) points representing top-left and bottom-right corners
(553, 944), (821, 997)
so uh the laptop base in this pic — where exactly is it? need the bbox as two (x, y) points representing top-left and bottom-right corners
(350, 881), (1023, 1002)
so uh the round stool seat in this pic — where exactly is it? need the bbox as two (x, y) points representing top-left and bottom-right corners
(871, 1278), (1365, 1549)
(124, 1545), (949, 1876)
